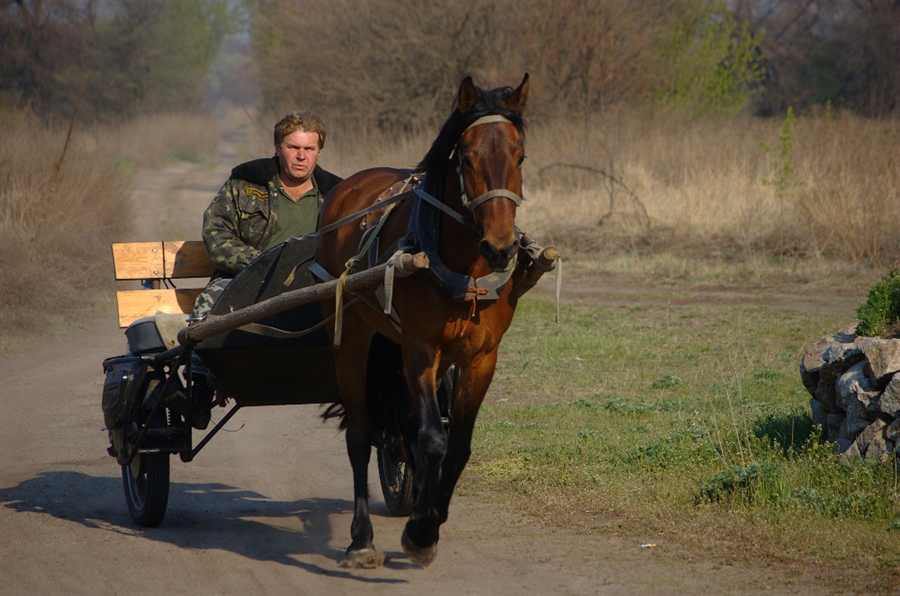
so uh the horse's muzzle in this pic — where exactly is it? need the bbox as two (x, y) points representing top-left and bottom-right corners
(479, 238), (518, 272)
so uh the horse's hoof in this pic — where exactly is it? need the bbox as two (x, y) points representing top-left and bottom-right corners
(401, 528), (438, 567)
(339, 547), (385, 569)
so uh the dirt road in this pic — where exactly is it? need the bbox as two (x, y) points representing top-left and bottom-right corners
(0, 121), (857, 595)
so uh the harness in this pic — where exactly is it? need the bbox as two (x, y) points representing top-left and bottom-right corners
(405, 114), (524, 302)
(307, 114), (541, 345)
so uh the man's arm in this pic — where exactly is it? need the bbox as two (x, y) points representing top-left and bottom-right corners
(202, 179), (264, 276)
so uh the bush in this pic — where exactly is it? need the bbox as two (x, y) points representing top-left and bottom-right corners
(855, 268), (900, 337)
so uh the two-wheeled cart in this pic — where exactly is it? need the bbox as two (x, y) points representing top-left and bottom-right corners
(102, 235), (451, 527)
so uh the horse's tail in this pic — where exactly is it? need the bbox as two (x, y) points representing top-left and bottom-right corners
(321, 402), (348, 430)
(367, 334), (408, 445)
(319, 334), (407, 438)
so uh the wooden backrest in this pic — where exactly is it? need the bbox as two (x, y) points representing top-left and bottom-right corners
(112, 241), (216, 327)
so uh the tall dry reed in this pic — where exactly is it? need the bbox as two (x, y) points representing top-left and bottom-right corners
(519, 109), (899, 264)
(0, 111), (219, 344)
(327, 108), (898, 264)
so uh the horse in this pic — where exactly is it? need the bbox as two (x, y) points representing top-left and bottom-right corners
(316, 74), (537, 568)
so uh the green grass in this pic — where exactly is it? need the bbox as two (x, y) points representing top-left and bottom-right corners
(468, 295), (899, 588)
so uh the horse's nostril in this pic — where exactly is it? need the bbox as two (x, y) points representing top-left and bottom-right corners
(478, 239), (500, 260)
(479, 239), (517, 271)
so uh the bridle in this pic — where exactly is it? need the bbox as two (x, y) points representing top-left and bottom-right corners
(455, 115), (524, 213)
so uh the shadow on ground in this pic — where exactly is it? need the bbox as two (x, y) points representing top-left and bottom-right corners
(0, 471), (412, 581)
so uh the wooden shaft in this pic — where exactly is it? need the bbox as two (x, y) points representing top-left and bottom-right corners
(539, 246), (559, 267)
(180, 252), (428, 345)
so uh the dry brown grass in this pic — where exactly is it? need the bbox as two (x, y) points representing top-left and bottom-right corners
(84, 112), (221, 169)
(2, 105), (895, 348)
(327, 107), (898, 268)
(0, 111), (219, 349)
(519, 109), (899, 267)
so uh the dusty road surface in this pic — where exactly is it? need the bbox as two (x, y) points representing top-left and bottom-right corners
(1, 122), (863, 596)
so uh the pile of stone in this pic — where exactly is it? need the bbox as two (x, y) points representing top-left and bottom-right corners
(800, 326), (899, 462)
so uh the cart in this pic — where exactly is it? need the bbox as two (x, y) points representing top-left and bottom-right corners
(101, 234), (449, 527)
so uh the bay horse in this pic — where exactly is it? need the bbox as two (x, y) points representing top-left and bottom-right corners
(316, 75), (533, 568)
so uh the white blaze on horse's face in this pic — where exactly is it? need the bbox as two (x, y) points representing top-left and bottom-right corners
(456, 118), (525, 272)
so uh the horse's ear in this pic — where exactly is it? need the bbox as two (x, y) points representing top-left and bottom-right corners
(458, 77), (478, 113)
(502, 73), (530, 113)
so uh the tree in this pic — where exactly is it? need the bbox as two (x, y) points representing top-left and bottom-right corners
(0, 0), (233, 120)
(654, 0), (765, 115)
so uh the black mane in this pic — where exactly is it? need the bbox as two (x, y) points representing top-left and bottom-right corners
(414, 83), (527, 194)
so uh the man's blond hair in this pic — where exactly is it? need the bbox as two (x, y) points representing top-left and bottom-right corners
(274, 111), (327, 149)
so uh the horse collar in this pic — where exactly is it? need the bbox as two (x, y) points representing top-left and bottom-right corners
(405, 175), (517, 303)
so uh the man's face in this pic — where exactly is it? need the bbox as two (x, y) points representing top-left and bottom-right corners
(275, 129), (322, 185)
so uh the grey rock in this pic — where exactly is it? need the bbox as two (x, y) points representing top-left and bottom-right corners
(800, 336), (831, 392)
(873, 373), (900, 417)
(844, 397), (873, 436)
(866, 431), (891, 462)
(859, 338), (900, 384)
(827, 413), (845, 441)
(814, 379), (839, 413)
(885, 417), (900, 442)
(810, 398), (828, 430)
(837, 414), (852, 440)
(837, 361), (880, 412)
(853, 418), (887, 457)
(823, 337), (863, 368)
(834, 437), (855, 454)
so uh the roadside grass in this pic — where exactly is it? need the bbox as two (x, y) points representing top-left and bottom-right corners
(467, 296), (899, 591)
(559, 252), (887, 304)
(0, 110), (219, 352)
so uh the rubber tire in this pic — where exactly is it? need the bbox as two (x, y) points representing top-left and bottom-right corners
(377, 440), (414, 516)
(122, 379), (170, 527)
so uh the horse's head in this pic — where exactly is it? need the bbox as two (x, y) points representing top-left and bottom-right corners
(454, 75), (529, 272)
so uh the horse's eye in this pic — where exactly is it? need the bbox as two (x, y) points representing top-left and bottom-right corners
(518, 155), (527, 166)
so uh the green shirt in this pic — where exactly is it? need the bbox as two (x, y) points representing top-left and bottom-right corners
(265, 176), (321, 249)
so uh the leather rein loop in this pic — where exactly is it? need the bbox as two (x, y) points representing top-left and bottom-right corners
(455, 115), (524, 213)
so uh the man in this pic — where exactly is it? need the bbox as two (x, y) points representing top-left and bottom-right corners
(189, 111), (343, 428)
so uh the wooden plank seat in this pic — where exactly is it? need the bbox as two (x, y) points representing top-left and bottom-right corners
(112, 241), (215, 328)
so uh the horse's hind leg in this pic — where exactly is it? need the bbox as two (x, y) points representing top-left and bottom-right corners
(333, 316), (384, 569)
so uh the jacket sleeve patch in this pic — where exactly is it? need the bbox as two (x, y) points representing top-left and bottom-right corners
(244, 187), (268, 200)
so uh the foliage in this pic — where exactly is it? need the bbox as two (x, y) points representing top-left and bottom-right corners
(653, 0), (765, 115)
(734, 0), (900, 117)
(856, 268), (900, 337)
(760, 107), (802, 195)
(247, 0), (765, 131)
(0, 0), (234, 121)
(759, 106), (804, 255)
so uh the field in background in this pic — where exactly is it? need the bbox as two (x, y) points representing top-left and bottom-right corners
(326, 108), (899, 267)
(3, 106), (896, 342)
(0, 111), (219, 349)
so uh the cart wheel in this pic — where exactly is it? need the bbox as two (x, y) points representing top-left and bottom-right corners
(376, 366), (457, 516)
(377, 440), (414, 516)
(122, 378), (170, 527)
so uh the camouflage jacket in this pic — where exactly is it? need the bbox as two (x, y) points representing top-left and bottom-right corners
(202, 157), (342, 277)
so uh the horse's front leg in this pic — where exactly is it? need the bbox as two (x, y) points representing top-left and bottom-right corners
(332, 317), (384, 569)
(400, 346), (446, 567)
(436, 348), (497, 525)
